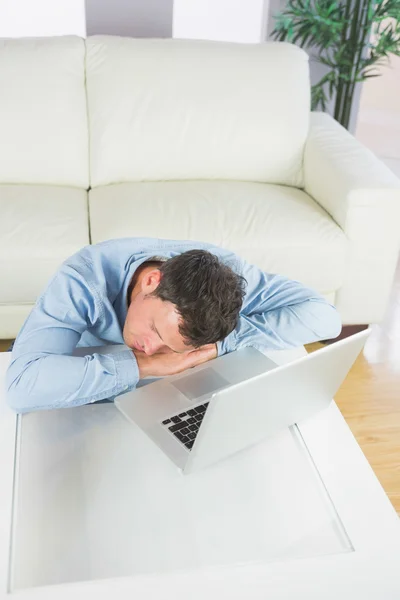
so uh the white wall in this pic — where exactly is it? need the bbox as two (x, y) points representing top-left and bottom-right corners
(0, 0), (85, 37)
(86, 0), (173, 37)
(356, 54), (400, 176)
(173, 0), (269, 43)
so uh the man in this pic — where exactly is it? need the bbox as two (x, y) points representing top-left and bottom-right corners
(6, 237), (341, 413)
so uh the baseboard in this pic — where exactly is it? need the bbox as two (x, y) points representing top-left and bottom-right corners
(321, 324), (369, 344)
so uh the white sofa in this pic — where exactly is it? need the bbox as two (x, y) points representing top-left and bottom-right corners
(1, 35), (399, 339)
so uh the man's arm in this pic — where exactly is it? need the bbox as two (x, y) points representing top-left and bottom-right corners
(6, 265), (139, 413)
(218, 260), (342, 356)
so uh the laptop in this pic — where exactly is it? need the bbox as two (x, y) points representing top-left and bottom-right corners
(115, 329), (370, 474)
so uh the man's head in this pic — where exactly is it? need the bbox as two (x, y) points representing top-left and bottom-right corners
(123, 250), (246, 356)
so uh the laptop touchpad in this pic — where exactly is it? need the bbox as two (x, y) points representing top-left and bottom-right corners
(171, 368), (230, 401)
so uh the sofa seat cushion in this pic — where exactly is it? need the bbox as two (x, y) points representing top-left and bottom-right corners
(89, 181), (348, 293)
(0, 185), (89, 304)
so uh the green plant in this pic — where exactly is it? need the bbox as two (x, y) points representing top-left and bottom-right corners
(272, 0), (400, 129)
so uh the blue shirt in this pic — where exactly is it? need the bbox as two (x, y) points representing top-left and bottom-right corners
(6, 238), (341, 413)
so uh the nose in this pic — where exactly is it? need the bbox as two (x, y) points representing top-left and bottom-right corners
(143, 338), (164, 356)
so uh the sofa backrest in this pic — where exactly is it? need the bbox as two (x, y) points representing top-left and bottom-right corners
(86, 37), (310, 188)
(0, 36), (88, 188)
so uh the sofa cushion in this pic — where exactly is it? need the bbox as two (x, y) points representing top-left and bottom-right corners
(0, 305), (35, 340)
(0, 185), (89, 304)
(0, 37), (88, 187)
(86, 37), (310, 188)
(89, 181), (348, 293)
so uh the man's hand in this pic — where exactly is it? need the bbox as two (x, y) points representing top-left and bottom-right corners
(133, 344), (218, 379)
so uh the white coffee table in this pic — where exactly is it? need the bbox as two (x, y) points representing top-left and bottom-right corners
(1, 349), (400, 600)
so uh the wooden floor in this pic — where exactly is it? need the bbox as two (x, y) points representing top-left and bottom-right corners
(307, 258), (400, 516)
(1, 261), (400, 515)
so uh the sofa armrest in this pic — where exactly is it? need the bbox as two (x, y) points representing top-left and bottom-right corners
(304, 112), (400, 324)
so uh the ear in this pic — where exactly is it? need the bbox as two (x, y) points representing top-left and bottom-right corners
(141, 269), (162, 295)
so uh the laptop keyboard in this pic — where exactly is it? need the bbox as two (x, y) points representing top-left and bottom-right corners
(161, 403), (209, 451)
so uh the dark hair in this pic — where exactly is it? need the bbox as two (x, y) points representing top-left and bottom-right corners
(152, 250), (246, 347)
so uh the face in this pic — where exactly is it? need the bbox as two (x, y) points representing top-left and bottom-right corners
(123, 267), (196, 356)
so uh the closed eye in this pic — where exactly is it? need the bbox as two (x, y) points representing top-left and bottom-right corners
(151, 322), (181, 354)
(151, 322), (162, 340)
